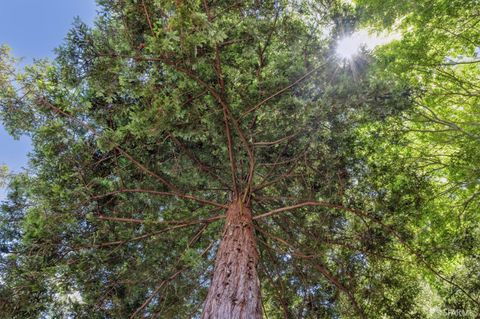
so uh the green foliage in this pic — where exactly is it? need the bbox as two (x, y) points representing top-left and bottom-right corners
(0, 166), (8, 188)
(1, 0), (478, 318)
(356, 0), (480, 316)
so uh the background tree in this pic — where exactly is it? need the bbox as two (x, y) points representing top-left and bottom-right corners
(356, 0), (480, 316)
(1, 0), (477, 318)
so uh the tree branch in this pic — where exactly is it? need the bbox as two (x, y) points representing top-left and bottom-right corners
(254, 200), (480, 306)
(92, 188), (227, 209)
(141, 0), (155, 36)
(130, 237), (215, 318)
(96, 214), (224, 248)
(241, 60), (329, 118)
(38, 97), (182, 193)
(254, 131), (299, 147)
(167, 132), (231, 190)
(255, 225), (366, 318)
(97, 53), (257, 200)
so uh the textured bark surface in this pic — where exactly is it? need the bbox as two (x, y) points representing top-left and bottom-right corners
(201, 199), (262, 319)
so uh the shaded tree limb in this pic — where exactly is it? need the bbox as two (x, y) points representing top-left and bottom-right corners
(255, 224), (366, 318)
(241, 60), (330, 118)
(254, 200), (480, 306)
(92, 188), (226, 209)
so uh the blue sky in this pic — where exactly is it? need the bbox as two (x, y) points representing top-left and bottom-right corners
(0, 0), (97, 200)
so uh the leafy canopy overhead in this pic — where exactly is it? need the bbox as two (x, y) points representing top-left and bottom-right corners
(1, 0), (479, 318)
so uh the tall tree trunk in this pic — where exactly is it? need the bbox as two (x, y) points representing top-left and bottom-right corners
(201, 198), (262, 319)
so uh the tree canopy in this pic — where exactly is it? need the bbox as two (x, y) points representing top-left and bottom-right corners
(0, 0), (479, 318)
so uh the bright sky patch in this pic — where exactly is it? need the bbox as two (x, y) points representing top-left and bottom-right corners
(336, 30), (401, 59)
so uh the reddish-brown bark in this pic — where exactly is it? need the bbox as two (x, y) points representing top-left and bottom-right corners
(201, 199), (262, 319)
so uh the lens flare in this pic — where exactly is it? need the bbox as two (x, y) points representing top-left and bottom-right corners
(336, 30), (401, 59)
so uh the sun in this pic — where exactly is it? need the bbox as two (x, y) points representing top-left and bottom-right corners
(336, 30), (401, 60)
(336, 34), (364, 59)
